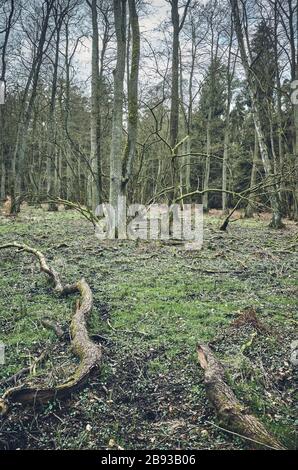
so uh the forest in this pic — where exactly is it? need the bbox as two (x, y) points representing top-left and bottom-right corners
(0, 0), (297, 454)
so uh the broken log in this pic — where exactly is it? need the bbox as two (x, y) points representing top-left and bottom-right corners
(0, 243), (102, 416)
(197, 343), (284, 450)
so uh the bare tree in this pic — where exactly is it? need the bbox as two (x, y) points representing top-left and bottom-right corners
(231, 0), (283, 228)
(222, 19), (235, 213)
(0, 0), (15, 200)
(122, 0), (140, 191)
(109, 0), (127, 221)
(12, 0), (56, 213)
(109, 0), (140, 236)
(89, 0), (101, 208)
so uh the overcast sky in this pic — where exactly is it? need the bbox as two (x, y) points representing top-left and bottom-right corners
(75, 0), (170, 87)
(140, 0), (169, 32)
(75, 0), (209, 89)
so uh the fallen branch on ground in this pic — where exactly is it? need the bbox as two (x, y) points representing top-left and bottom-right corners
(41, 319), (65, 338)
(0, 319), (66, 388)
(0, 243), (102, 416)
(107, 319), (149, 337)
(0, 350), (49, 389)
(0, 242), (77, 294)
(197, 343), (284, 450)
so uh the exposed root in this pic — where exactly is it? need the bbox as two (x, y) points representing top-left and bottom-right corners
(197, 343), (285, 450)
(0, 243), (102, 416)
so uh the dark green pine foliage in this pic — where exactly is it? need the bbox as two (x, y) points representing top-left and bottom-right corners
(250, 20), (276, 144)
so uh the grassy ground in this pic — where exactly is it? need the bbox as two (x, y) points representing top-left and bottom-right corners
(0, 207), (297, 450)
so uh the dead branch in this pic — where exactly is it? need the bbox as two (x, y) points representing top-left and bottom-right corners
(0, 350), (49, 389)
(0, 242), (77, 294)
(41, 319), (64, 338)
(0, 244), (102, 416)
(48, 198), (100, 228)
(0, 318), (66, 389)
(197, 343), (285, 450)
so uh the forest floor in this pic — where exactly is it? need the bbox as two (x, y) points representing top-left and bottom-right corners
(0, 206), (297, 450)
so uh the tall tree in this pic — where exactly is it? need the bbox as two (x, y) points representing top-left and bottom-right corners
(88, 0), (102, 210)
(109, 0), (140, 236)
(109, 0), (127, 234)
(230, 0), (283, 228)
(222, 20), (236, 213)
(168, 0), (191, 201)
(12, 0), (56, 213)
(0, 0), (15, 200)
(47, 1), (65, 211)
(122, 0), (140, 191)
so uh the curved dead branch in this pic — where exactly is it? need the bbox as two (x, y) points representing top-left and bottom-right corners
(197, 343), (285, 450)
(0, 242), (77, 294)
(0, 243), (102, 416)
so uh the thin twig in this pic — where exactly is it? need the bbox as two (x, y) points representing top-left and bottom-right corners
(205, 420), (282, 451)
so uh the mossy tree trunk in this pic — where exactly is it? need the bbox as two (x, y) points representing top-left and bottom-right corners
(197, 343), (284, 450)
(222, 23), (234, 214)
(245, 131), (259, 218)
(0, 0), (14, 202)
(169, 0), (191, 202)
(89, 0), (102, 211)
(122, 0), (140, 191)
(110, 0), (140, 237)
(47, 14), (61, 212)
(203, 107), (212, 212)
(12, 0), (55, 214)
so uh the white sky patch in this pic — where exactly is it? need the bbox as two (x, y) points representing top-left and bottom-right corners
(74, 0), (170, 90)
(140, 0), (169, 34)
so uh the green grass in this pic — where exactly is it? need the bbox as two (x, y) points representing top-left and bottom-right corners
(0, 207), (297, 449)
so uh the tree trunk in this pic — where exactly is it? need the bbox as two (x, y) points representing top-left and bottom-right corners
(47, 23), (60, 212)
(122, 0), (140, 191)
(231, 0), (282, 228)
(0, 0), (14, 203)
(12, 0), (55, 213)
(169, 0), (190, 201)
(222, 25), (234, 214)
(0, 159), (5, 201)
(294, 63), (298, 219)
(245, 131), (259, 218)
(89, 0), (102, 210)
(222, 124), (229, 214)
(273, 2), (285, 213)
(0, 107), (5, 200)
(170, 0), (179, 151)
(203, 107), (212, 212)
(110, 0), (127, 232)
